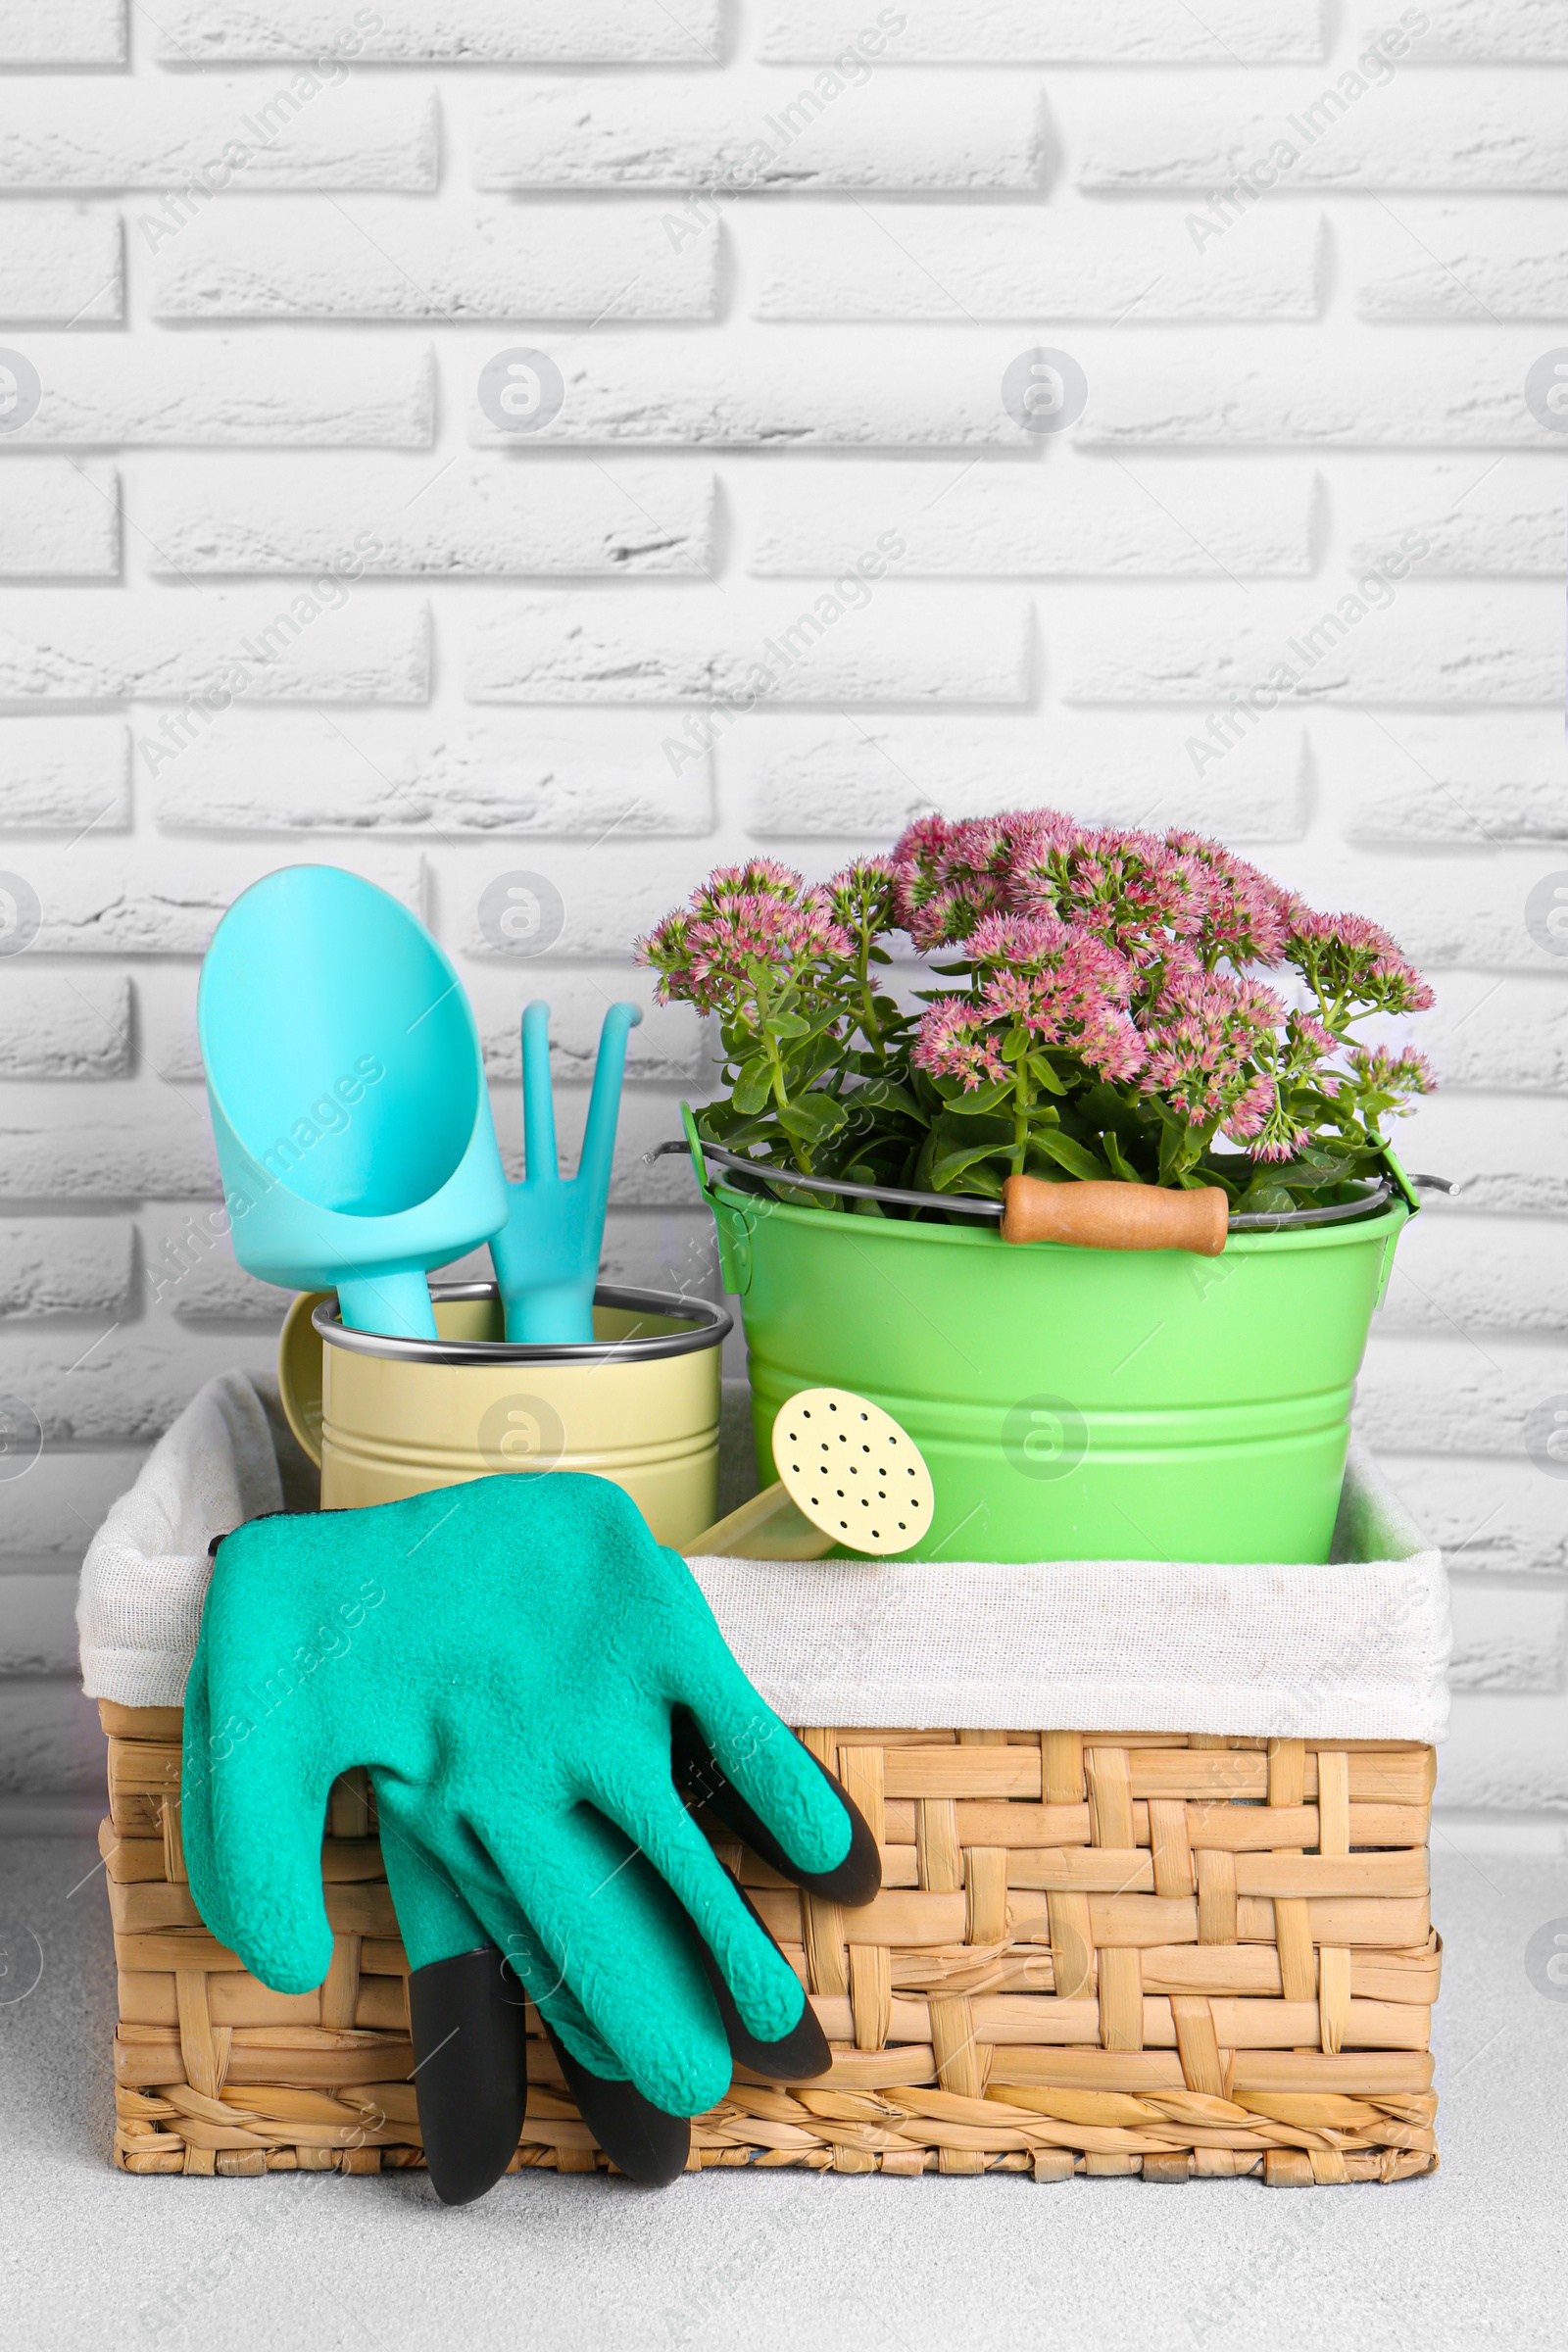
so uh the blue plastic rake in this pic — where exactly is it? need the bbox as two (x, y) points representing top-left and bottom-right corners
(489, 999), (642, 1344)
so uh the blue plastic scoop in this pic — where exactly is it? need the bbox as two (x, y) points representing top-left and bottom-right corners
(199, 866), (509, 1341)
(489, 999), (641, 1343)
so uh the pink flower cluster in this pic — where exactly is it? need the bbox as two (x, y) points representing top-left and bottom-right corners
(639, 811), (1436, 1179)
(893, 810), (1434, 1147)
(912, 910), (1147, 1087)
(892, 809), (1071, 951)
(1286, 907), (1436, 1016)
(1341, 1043), (1437, 1098)
(638, 858), (851, 1017)
(891, 809), (1293, 972)
(1137, 970), (1289, 1143)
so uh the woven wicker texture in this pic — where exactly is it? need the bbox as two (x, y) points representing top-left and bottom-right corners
(102, 1706), (1439, 2185)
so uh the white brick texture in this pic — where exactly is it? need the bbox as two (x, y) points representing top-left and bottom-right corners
(1075, 329), (1568, 447)
(0, 205), (122, 324)
(1081, 73), (1568, 190)
(464, 588), (1032, 704)
(752, 204), (1323, 320)
(0, 974), (130, 1077)
(3, 335), (433, 446)
(1354, 199), (1568, 318)
(1381, 1211), (1568, 1334)
(149, 713), (713, 834)
(0, 461), (119, 577)
(0, 2), (122, 66)
(739, 715), (1309, 841)
(1057, 585), (1560, 704)
(154, 203), (717, 322)
(0, 1217), (132, 1316)
(17, 849), (418, 956)
(1369, 0), (1568, 60)
(0, 717), (127, 829)
(747, 459), (1316, 576)
(1334, 715), (1568, 841)
(154, 2), (722, 64)
(761, 0), (1323, 66)
(0, 79), (437, 191)
(145, 459), (715, 577)
(1341, 459), (1567, 577)
(466, 329), (1074, 447)
(0, 5), (1564, 1828)
(0, 591), (429, 704)
(473, 74), (1046, 193)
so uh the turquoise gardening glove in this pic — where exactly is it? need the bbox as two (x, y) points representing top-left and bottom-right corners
(179, 1472), (867, 2126)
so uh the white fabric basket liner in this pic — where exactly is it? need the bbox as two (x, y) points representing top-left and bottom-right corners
(79, 1370), (1449, 1743)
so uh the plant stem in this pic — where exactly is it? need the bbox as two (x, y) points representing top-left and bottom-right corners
(1011, 1064), (1030, 1175)
(854, 926), (884, 1060)
(753, 980), (816, 1174)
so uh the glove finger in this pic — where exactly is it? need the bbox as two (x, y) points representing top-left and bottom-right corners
(689, 1873), (829, 2084)
(403, 1944), (527, 2207)
(671, 1707), (880, 1908)
(179, 1608), (336, 1991)
(669, 1612), (854, 1884)
(186, 1675), (338, 1993)
(178, 1618), (237, 1953)
(372, 1784), (491, 1973)
(369, 1813), (536, 2208)
(470, 1797), (733, 2117)
(375, 1784), (621, 2079)
(582, 1758), (808, 2054)
(382, 1820), (697, 2188)
(534, 2013), (691, 2187)
(180, 1534), (356, 1995)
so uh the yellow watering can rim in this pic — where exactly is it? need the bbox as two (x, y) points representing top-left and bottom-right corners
(313, 1279), (731, 1368)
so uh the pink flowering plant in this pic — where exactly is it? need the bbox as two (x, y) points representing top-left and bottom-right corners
(638, 814), (1434, 1216)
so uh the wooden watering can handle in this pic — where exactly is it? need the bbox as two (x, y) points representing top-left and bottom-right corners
(1001, 1176), (1228, 1257)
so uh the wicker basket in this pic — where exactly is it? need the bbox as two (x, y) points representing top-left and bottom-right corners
(101, 1702), (1439, 2186)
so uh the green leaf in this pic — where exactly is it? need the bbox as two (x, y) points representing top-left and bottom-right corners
(1025, 1054), (1066, 1096)
(929, 1141), (1007, 1195)
(932, 1109), (1012, 1151)
(762, 1011), (811, 1042)
(731, 1059), (774, 1116)
(1102, 1131), (1144, 1184)
(776, 1094), (851, 1144)
(846, 1076), (923, 1119)
(1247, 1156), (1354, 1194)
(1028, 1130), (1112, 1182)
(1236, 1181), (1297, 1215)
(1156, 1115), (1194, 1187)
(935, 1076), (1014, 1117)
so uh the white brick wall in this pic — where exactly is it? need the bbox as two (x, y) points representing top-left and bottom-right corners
(1, 1), (1565, 1836)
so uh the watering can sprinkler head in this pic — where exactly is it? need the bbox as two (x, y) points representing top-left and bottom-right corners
(687, 1387), (936, 1561)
